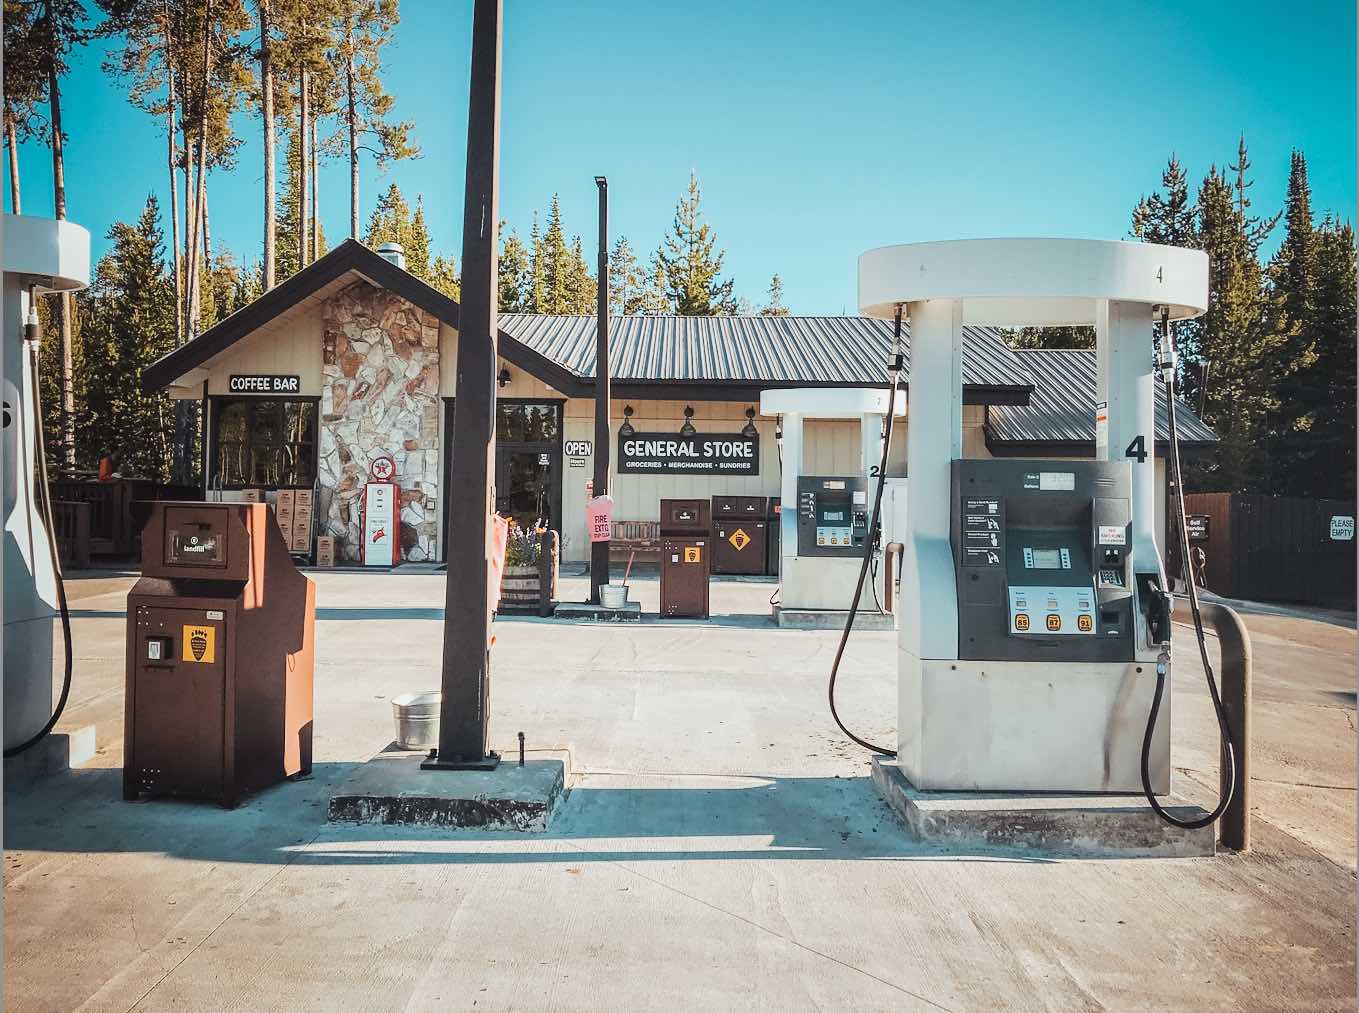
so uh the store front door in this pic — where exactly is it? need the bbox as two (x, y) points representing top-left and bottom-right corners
(441, 398), (564, 559)
(495, 446), (556, 530)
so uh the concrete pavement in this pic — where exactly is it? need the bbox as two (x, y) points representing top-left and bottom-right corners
(3, 570), (1354, 1011)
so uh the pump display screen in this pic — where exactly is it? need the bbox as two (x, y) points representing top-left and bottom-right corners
(1029, 548), (1061, 569)
(823, 510), (845, 522)
(1022, 546), (1071, 570)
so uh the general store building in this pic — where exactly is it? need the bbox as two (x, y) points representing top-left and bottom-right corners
(143, 240), (1215, 565)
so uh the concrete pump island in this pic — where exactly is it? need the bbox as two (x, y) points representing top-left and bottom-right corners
(4, 5), (1355, 1011)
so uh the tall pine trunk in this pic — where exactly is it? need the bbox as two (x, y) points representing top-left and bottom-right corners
(310, 106), (319, 258)
(5, 111), (20, 213)
(298, 67), (309, 267)
(164, 30), (183, 345)
(46, 0), (74, 468)
(202, 183), (212, 320)
(259, 0), (276, 290)
(187, 3), (211, 338)
(346, 25), (358, 238)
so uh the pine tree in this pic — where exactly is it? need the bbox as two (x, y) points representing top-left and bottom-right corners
(364, 182), (458, 296)
(539, 195), (572, 313)
(498, 229), (530, 312)
(3, 0), (50, 213)
(527, 212), (545, 313)
(1006, 326), (1095, 349)
(655, 171), (736, 315)
(1188, 166), (1281, 493)
(73, 196), (178, 479)
(275, 126), (325, 278)
(1300, 218), (1358, 497)
(330, 0), (417, 238)
(566, 235), (596, 313)
(1267, 151), (1322, 492)
(607, 236), (645, 315)
(760, 274), (790, 316)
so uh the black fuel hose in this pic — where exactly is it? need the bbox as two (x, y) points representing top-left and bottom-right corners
(5, 327), (75, 758)
(827, 308), (902, 757)
(1138, 318), (1236, 828)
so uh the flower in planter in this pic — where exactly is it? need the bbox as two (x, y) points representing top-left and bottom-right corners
(502, 516), (545, 568)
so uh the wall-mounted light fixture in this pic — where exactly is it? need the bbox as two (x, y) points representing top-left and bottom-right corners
(619, 404), (635, 437)
(679, 406), (696, 436)
(741, 406), (759, 438)
(497, 367), (512, 388)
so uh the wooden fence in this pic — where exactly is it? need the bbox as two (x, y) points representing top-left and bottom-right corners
(1169, 492), (1355, 610)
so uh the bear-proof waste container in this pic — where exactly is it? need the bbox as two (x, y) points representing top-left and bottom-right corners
(659, 499), (710, 618)
(124, 502), (316, 807)
(711, 495), (768, 576)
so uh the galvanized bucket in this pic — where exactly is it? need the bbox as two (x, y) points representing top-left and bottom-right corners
(391, 691), (441, 750)
(600, 583), (629, 609)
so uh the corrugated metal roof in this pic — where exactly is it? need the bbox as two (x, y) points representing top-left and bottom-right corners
(986, 348), (1218, 445)
(499, 314), (1032, 392)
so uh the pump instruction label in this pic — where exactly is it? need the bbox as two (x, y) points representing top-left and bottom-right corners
(181, 624), (216, 663)
(962, 498), (1002, 566)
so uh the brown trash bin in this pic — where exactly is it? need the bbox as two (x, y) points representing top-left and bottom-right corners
(124, 502), (315, 808)
(711, 495), (768, 576)
(659, 499), (710, 619)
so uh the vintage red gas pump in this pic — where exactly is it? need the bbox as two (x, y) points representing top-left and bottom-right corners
(361, 453), (400, 566)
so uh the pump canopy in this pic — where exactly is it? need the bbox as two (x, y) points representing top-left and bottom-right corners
(858, 238), (1208, 325)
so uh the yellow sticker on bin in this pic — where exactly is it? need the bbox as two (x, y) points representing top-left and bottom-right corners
(182, 625), (216, 663)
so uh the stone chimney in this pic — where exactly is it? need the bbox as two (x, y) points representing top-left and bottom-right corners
(377, 242), (406, 270)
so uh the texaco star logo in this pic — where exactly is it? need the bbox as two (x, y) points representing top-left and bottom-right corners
(370, 455), (396, 481)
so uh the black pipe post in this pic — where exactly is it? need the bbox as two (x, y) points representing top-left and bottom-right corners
(590, 176), (611, 603)
(425, 0), (501, 771)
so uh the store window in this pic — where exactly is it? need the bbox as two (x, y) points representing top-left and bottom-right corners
(496, 402), (560, 443)
(215, 400), (317, 488)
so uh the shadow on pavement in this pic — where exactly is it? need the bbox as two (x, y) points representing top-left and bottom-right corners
(4, 764), (1057, 866)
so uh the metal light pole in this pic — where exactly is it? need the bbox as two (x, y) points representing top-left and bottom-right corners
(425, 0), (502, 771)
(590, 175), (612, 603)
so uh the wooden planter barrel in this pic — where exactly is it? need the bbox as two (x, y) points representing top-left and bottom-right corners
(499, 564), (544, 612)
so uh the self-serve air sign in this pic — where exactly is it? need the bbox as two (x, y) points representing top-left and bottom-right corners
(618, 432), (759, 475)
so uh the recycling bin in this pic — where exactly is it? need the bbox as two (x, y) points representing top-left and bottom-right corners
(711, 495), (768, 575)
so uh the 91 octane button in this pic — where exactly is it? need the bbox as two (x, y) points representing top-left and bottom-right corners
(1077, 614), (1093, 632)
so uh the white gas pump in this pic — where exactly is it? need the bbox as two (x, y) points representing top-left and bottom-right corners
(853, 239), (1230, 819)
(760, 386), (905, 622)
(3, 214), (91, 754)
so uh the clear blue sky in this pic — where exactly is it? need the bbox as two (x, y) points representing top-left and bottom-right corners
(10, 0), (1356, 314)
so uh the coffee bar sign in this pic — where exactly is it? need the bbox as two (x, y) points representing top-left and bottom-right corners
(229, 374), (302, 394)
(618, 432), (759, 475)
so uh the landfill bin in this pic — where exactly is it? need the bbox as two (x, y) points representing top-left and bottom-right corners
(124, 502), (315, 807)
(659, 499), (710, 618)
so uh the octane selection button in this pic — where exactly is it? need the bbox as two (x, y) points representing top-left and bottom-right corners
(1046, 614), (1062, 632)
(1014, 614), (1030, 632)
(1077, 614), (1093, 632)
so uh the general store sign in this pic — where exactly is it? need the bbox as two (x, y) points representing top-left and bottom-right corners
(617, 432), (759, 475)
(229, 374), (301, 394)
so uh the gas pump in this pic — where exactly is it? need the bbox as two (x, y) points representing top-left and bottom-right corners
(846, 239), (1234, 825)
(3, 214), (91, 756)
(759, 387), (905, 621)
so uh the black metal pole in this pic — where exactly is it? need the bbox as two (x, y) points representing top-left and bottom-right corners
(425, 0), (501, 771)
(590, 175), (611, 603)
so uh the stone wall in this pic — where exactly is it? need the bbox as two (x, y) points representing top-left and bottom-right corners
(318, 281), (442, 562)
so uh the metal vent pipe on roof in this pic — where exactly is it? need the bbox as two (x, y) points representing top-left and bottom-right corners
(377, 242), (406, 269)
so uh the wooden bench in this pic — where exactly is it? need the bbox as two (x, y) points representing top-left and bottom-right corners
(609, 520), (661, 564)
